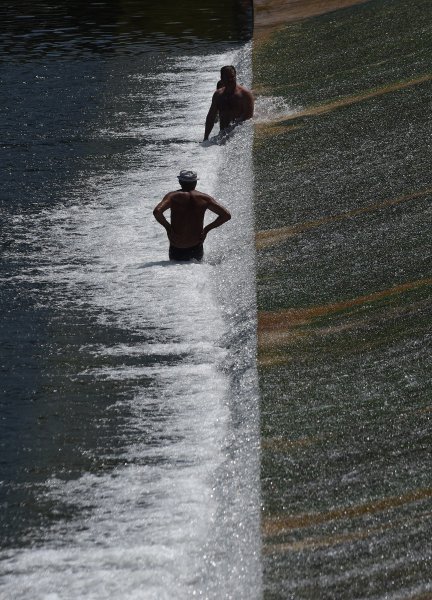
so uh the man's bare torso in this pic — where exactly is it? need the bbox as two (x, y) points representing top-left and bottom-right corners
(169, 190), (208, 248)
(215, 85), (251, 129)
(153, 179), (231, 256)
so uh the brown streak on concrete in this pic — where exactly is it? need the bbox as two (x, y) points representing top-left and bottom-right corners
(285, 75), (432, 118)
(263, 510), (432, 552)
(255, 122), (303, 141)
(258, 278), (432, 348)
(263, 527), (384, 553)
(256, 75), (432, 130)
(262, 488), (432, 536)
(254, 0), (371, 42)
(258, 353), (294, 367)
(256, 187), (432, 249)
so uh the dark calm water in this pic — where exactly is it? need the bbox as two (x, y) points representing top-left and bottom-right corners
(0, 2), (261, 598)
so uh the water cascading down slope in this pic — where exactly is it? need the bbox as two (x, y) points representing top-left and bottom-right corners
(252, 0), (432, 597)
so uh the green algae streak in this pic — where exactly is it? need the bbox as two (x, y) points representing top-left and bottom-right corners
(253, 0), (432, 597)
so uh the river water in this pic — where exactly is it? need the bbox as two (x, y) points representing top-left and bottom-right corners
(0, 2), (261, 598)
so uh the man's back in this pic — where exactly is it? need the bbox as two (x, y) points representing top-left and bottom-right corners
(153, 170), (231, 261)
(169, 190), (209, 248)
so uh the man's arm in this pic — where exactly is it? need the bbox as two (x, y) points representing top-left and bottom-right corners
(241, 88), (254, 121)
(202, 197), (231, 239)
(204, 92), (219, 141)
(153, 194), (172, 235)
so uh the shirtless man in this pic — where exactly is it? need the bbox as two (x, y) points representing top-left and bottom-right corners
(153, 170), (231, 261)
(204, 65), (254, 141)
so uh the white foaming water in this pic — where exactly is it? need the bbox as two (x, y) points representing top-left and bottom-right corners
(253, 95), (297, 122)
(0, 46), (261, 598)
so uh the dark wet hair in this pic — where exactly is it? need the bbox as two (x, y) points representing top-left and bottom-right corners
(220, 65), (236, 78)
(180, 181), (197, 191)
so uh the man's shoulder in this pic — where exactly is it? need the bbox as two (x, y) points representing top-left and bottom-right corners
(170, 190), (209, 201)
(237, 84), (253, 96)
(191, 188), (209, 197)
(192, 190), (214, 202)
(214, 88), (225, 99)
(168, 189), (189, 200)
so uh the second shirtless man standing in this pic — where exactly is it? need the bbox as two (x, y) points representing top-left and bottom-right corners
(203, 65), (254, 141)
(153, 170), (231, 261)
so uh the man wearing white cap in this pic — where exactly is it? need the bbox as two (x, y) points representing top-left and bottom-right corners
(153, 170), (231, 261)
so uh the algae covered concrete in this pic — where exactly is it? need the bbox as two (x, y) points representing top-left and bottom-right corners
(254, 0), (370, 34)
(252, 0), (432, 596)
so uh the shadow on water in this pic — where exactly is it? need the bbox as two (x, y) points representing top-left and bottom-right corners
(137, 260), (173, 269)
(137, 260), (206, 268)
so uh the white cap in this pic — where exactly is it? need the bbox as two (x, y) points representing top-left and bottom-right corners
(177, 169), (198, 182)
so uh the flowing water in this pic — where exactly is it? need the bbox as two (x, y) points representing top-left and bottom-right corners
(3, 1), (430, 598)
(253, 0), (432, 597)
(0, 2), (261, 598)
